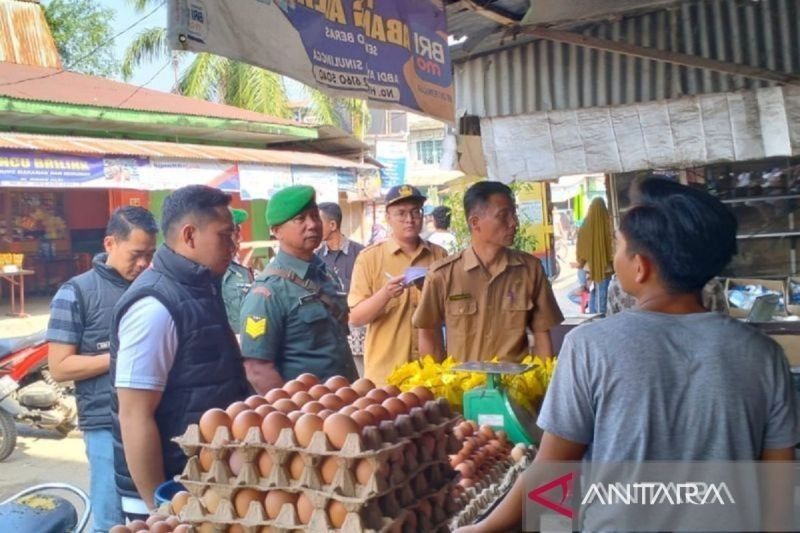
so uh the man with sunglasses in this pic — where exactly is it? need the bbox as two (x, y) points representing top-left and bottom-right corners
(348, 185), (448, 385)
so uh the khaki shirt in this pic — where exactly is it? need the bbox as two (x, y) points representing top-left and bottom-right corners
(348, 238), (448, 385)
(413, 247), (564, 362)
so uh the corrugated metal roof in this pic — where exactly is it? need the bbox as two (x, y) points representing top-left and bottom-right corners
(0, 0), (60, 68)
(0, 132), (377, 170)
(454, 0), (800, 117)
(0, 62), (307, 127)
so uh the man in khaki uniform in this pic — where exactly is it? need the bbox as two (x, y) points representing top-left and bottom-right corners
(349, 185), (448, 385)
(414, 181), (564, 362)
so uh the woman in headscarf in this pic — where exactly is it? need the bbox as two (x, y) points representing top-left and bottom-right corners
(576, 197), (614, 314)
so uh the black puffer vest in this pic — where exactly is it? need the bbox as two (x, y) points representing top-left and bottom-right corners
(109, 245), (249, 499)
(66, 253), (129, 430)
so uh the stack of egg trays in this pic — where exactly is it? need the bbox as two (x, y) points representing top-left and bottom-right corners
(171, 398), (462, 532)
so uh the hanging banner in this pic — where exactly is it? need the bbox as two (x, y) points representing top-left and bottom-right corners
(292, 167), (340, 203)
(239, 164), (294, 200)
(168, 0), (454, 122)
(375, 141), (407, 192)
(0, 149), (146, 188)
(138, 159), (240, 192)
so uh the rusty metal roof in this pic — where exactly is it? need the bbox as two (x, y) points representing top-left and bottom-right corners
(0, 61), (306, 127)
(0, 0), (60, 68)
(0, 132), (377, 170)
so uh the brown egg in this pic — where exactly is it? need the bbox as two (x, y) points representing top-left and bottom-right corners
(273, 399), (300, 414)
(171, 490), (191, 515)
(323, 413), (361, 449)
(366, 388), (390, 403)
(173, 525), (191, 533)
(296, 493), (315, 524)
(328, 499), (348, 528)
(261, 411), (293, 444)
(147, 515), (167, 527)
(294, 413), (324, 447)
(301, 401), (324, 414)
(257, 450), (273, 476)
(455, 462), (474, 479)
(308, 384), (331, 400)
(229, 525), (246, 533)
(398, 392), (421, 410)
(339, 405), (358, 416)
(317, 409), (334, 419)
(244, 394), (268, 408)
(479, 424), (495, 439)
(198, 408), (231, 442)
(255, 404), (276, 417)
(355, 458), (375, 485)
(351, 377), (376, 396)
(319, 393), (345, 411)
(365, 404), (391, 423)
(410, 386), (434, 403)
(325, 375), (350, 391)
(234, 488), (262, 518)
(297, 373), (320, 388)
(127, 521), (148, 532)
(351, 409), (377, 429)
(225, 401), (250, 420)
(232, 410), (264, 440)
(229, 449), (245, 475)
(320, 456), (339, 484)
(149, 521), (172, 533)
(335, 386), (360, 405)
(198, 447), (214, 471)
(109, 526), (132, 533)
(264, 388), (290, 404)
(418, 499), (433, 519)
(265, 490), (298, 520)
(468, 420), (479, 432)
(291, 391), (314, 406)
(382, 385), (402, 396)
(459, 421), (474, 437)
(202, 488), (222, 513)
(283, 379), (308, 396)
(459, 477), (474, 489)
(352, 397), (375, 410)
(288, 452), (305, 480)
(288, 410), (304, 424)
(382, 397), (407, 418)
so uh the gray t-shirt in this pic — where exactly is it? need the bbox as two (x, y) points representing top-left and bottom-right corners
(538, 310), (800, 461)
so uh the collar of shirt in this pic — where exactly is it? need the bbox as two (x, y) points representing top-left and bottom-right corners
(320, 235), (351, 256)
(462, 246), (523, 273)
(275, 249), (324, 280)
(385, 236), (432, 257)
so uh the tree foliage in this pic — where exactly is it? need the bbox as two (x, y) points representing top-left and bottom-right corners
(44, 0), (119, 77)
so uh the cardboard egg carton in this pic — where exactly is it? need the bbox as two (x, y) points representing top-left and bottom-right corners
(176, 487), (416, 533)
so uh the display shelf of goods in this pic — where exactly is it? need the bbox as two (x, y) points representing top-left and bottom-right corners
(109, 376), (468, 532)
(387, 355), (556, 414)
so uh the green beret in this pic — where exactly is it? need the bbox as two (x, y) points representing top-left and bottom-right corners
(229, 208), (248, 225)
(266, 185), (317, 226)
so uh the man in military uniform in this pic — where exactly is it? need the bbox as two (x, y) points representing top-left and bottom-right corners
(239, 185), (357, 392)
(349, 185), (448, 385)
(222, 208), (254, 332)
(413, 181), (564, 362)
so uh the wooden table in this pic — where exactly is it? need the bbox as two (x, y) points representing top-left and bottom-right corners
(0, 269), (35, 317)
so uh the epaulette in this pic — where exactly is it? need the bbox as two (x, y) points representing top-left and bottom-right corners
(430, 251), (464, 272)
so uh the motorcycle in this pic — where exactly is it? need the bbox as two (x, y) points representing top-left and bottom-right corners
(0, 331), (77, 461)
(0, 483), (90, 532)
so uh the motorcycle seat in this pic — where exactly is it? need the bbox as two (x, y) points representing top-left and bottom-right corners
(0, 331), (47, 360)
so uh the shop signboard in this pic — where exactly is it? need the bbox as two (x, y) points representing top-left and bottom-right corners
(292, 167), (340, 203)
(0, 149), (145, 188)
(168, 0), (454, 122)
(375, 141), (407, 193)
(238, 163), (294, 200)
(138, 159), (240, 192)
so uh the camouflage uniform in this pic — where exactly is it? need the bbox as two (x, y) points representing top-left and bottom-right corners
(222, 262), (253, 332)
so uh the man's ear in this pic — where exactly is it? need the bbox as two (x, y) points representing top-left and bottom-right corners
(102, 235), (115, 254)
(634, 253), (652, 284)
(180, 224), (195, 249)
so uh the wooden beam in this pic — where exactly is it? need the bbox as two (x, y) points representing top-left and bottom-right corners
(521, 26), (800, 85)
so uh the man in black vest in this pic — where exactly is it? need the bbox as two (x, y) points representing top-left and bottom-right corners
(110, 185), (249, 518)
(47, 206), (158, 532)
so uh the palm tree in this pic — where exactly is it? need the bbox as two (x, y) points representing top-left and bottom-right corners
(121, 0), (368, 130)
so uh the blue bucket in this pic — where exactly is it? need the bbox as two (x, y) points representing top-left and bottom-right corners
(154, 480), (186, 508)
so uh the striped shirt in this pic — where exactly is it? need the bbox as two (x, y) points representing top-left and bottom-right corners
(46, 284), (82, 345)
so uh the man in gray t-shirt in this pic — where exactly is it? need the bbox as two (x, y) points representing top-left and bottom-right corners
(457, 178), (800, 533)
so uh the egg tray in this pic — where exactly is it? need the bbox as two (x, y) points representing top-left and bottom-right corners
(173, 476), (457, 533)
(448, 447), (537, 529)
(174, 398), (460, 461)
(175, 456), (457, 508)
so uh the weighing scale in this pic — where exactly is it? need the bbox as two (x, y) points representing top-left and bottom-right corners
(453, 362), (542, 445)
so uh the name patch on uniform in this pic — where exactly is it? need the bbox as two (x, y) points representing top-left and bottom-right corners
(251, 286), (272, 299)
(448, 293), (472, 301)
(245, 316), (267, 339)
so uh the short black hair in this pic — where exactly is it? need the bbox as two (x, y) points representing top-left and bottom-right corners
(318, 202), (342, 230)
(106, 206), (158, 240)
(432, 206), (451, 230)
(620, 179), (737, 293)
(463, 181), (514, 220)
(161, 185), (232, 239)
